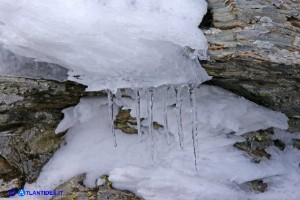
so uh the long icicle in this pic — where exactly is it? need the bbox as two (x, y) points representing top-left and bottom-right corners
(188, 84), (199, 171)
(147, 89), (154, 165)
(135, 89), (142, 142)
(175, 86), (184, 149)
(163, 85), (170, 145)
(107, 89), (117, 147)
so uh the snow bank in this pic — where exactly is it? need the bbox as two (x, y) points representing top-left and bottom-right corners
(22, 86), (298, 200)
(0, 0), (209, 91)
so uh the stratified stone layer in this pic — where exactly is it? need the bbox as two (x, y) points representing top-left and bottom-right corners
(201, 0), (300, 131)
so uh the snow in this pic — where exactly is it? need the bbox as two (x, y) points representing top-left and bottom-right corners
(0, 0), (209, 91)
(20, 85), (300, 200)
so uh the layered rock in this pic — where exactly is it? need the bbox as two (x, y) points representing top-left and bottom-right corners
(0, 76), (86, 196)
(200, 0), (300, 131)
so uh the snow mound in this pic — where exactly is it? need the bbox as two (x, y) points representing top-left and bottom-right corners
(0, 0), (209, 91)
(23, 86), (296, 200)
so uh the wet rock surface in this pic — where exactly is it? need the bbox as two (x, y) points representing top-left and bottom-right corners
(51, 174), (142, 200)
(249, 179), (268, 193)
(201, 0), (300, 132)
(234, 129), (274, 163)
(0, 76), (86, 196)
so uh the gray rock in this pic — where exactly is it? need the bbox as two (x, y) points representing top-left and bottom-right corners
(240, 179), (268, 193)
(250, 180), (268, 193)
(200, 0), (300, 132)
(51, 174), (142, 200)
(293, 139), (300, 149)
(0, 76), (86, 196)
(233, 128), (288, 162)
(273, 139), (286, 151)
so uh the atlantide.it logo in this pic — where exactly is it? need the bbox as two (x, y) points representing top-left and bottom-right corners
(8, 189), (63, 197)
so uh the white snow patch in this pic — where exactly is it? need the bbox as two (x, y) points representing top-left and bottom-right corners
(18, 86), (299, 200)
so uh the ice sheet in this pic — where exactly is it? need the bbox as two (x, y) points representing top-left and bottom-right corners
(0, 0), (209, 91)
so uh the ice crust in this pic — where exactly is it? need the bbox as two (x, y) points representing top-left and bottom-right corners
(0, 0), (209, 91)
(0, 45), (68, 81)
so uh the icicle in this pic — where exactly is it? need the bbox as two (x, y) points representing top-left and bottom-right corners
(147, 88), (154, 165)
(163, 85), (170, 145)
(135, 89), (142, 142)
(175, 86), (184, 149)
(107, 89), (117, 147)
(188, 84), (199, 171)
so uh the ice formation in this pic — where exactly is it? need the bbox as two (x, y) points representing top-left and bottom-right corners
(0, 0), (210, 161)
(0, 45), (67, 81)
(107, 90), (117, 146)
(188, 85), (200, 171)
(135, 89), (142, 142)
(0, 0), (211, 166)
(0, 1), (296, 199)
(26, 86), (297, 200)
(106, 85), (203, 169)
(0, 0), (210, 91)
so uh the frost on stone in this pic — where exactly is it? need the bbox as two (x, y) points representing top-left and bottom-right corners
(0, 0), (210, 91)
(0, 92), (23, 105)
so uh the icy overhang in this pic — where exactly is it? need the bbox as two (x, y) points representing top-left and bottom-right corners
(0, 0), (210, 91)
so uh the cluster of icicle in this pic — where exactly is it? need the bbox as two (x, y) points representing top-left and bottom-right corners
(107, 84), (200, 171)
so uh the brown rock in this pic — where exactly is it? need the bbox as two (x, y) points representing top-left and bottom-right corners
(250, 180), (268, 193)
(0, 156), (14, 175)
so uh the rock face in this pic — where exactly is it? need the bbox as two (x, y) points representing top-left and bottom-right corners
(51, 174), (142, 200)
(0, 76), (86, 196)
(200, 0), (300, 132)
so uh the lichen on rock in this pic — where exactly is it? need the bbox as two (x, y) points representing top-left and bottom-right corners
(0, 76), (86, 196)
